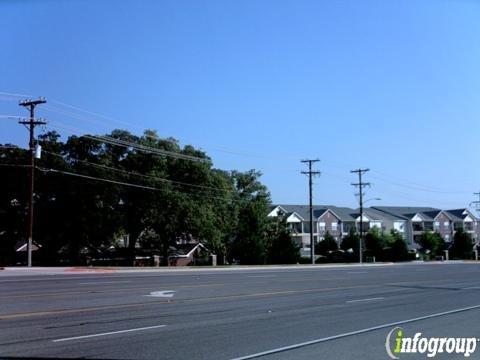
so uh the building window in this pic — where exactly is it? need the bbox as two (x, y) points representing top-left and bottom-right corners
(332, 222), (338, 231)
(445, 234), (450, 242)
(434, 221), (440, 228)
(319, 222), (326, 231)
(289, 222), (302, 233)
(444, 221), (450, 229)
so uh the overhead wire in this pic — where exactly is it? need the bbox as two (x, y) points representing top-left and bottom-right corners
(37, 166), (239, 203)
(42, 150), (234, 194)
(46, 120), (209, 163)
(2, 90), (478, 203)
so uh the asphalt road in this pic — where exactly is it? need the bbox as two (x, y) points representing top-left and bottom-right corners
(0, 263), (480, 360)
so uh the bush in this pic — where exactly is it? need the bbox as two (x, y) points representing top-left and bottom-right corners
(341, 228), (360, 254)
(316, 231), (338, 255)
(418, 231), (445, 257)
(364, 227), (384, 259)
(450, 229), (473, 259)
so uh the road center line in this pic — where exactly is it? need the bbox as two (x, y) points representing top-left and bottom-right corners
(346, 297), (384, 303)
(230, 304), (480, 360)
(52, 324), (166, 342)
(78, 281), (132, 285)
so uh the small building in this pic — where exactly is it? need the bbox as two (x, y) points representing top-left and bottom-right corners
(168, 243), (214, 266)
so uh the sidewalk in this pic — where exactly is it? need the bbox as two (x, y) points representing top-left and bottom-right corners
(1, 261), (474, 276)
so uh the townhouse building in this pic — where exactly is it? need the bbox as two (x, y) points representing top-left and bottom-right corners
(268, 205), (480, 252)
(372, 207), (480, 247)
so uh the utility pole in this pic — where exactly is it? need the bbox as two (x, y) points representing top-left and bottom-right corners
(351, 168), (370, 264)
(301, 159), (320, 265)
(19, 97), (47, 267)
(471, 192), (480, 214)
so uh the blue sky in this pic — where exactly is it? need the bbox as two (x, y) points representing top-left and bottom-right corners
(1, 0), (480, 209)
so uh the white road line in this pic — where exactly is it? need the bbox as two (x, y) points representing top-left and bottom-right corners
(247, 275), (277, 278)
(346, 271), (368, 274)
(346, 297), (384, 303)
(52, 325), (166, 342)
(78, 281), (132, 285)
(230, 304), (480, 360)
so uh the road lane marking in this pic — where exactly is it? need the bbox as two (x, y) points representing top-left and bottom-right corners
(52, 324), (166, 342)
(146, 290), (175, 298)
(0, 277), (349, 300)
(230, 304), (480, 360)
(0, 283), (229, 300)
(346, 297), (384, 303)
(247, 275), (277, 278)
(347, 271), (368, 274)
(78, 281), (132, 285)
(0, 284), (380, 320)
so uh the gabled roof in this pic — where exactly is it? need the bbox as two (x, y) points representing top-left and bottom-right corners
(445, 209), (478, 222)
(15, 241), (42, 252)
(273, 205), (358, 222)
(170, 243), (211, 257)
(372, 206), (440, 221)
(286, 212), (304, 222)
(361, 208), (405, 221)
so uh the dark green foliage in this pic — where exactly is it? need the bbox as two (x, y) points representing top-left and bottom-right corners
(418, 231), (445, 258)
(316, 231), (338, 255)
(0, 130), (272, 266)
(266, 217), (300, 264)
(341, 228), (360, 254)
(450, 229), (473, 259)
(229, 170), (272, 265)
(383, 230), (409, 262)
(364, 227), (384, 259)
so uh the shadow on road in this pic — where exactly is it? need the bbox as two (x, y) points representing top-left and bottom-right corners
(0, 358), (129, 360)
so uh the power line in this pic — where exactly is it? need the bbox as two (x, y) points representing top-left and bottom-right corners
(369, 173), (470, 195)
(42, 150), (234, 194)
(3, 91), (476, 201)
(0, 115), (25, 120)
(41, 101), (299, 160)
(301, 159), (321, 265)
(0, 163), (30, 168)
(37, 167), (238, 203)
(471, 192), (480, 213)
(47, 120), (209, 164)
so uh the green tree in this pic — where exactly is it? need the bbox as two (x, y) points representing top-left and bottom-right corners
(0, 129), (273, 267)
(266, 217), (300, 264)
(229, 170), (271, 265)
(341, 227), (360, 254)
(316, 231), (338, 255)
(364, 227), (384, 259)
(450, 229), (473, 259)
(384, 229), (409, 262)
(418, 231), (445, 258)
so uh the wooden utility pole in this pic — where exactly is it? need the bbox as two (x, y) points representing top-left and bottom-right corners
(351, 168), (370, 264)
(301, 159), (320, 265)
(19, 97), (47, 267)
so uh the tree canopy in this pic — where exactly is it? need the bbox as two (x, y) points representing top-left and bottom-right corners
(0, 130), (278, 266)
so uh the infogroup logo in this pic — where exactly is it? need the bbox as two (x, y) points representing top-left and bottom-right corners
(385, 327), (479, 359)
